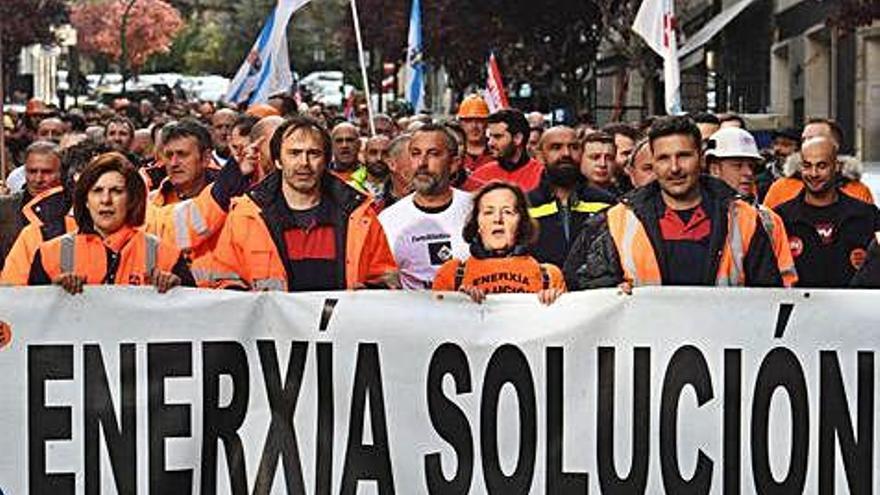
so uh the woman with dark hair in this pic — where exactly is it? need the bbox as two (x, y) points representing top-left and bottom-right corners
(433, 181), (565, 304)
(28, 152), (195, 294)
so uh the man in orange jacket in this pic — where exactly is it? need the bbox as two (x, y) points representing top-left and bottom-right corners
(210, 116), (399, 291)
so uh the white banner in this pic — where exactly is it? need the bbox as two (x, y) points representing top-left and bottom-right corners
(0, 286), (876, 494)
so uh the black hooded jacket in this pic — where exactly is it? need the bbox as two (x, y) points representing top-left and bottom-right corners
(564, 176), (783, 290)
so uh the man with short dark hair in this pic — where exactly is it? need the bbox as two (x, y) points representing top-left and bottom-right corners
(157, 119), (217, 205)
(105, 116), (135, 153)
(379, 123), (472, 289)
(363, 134), (392, 197)
(690, 111), (720, 143)
(465, 108), (544, 192)
(564, 116), (782, 291)
(210, 116), (398, 291)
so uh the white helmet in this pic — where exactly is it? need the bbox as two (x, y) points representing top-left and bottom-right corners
(705, 127), (762, 161)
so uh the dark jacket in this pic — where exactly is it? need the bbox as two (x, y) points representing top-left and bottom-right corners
(0, 191), (26, 269)
(774, 190), (880, 288)
(527, 176), (615, 268)
(564, 176), (783, 290)
(851, 237), (880, 288)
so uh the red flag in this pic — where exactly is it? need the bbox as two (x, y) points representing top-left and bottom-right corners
(485, 53), (509, 112)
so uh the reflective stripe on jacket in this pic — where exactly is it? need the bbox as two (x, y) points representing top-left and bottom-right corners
(208, 173), (398, 291)
(606, 199), (759, 287)
(756, 205), (798, 287)
(35, 227), (182, 286)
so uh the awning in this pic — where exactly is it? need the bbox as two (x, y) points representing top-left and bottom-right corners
(678, 0), (761, 59)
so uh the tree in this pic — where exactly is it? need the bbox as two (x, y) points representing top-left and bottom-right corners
(828, 0), (880, 30)
(70, 0), (184, 75)
(0, 0), (68, 96)
(343, 0), (603, 110)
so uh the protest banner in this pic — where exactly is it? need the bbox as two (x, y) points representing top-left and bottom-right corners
(0, 286), (874, 493)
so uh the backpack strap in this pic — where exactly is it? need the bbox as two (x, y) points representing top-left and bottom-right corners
(453, 260), (466, 291)
(540, 264), (550, 290)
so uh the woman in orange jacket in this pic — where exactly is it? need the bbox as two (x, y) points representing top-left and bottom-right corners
(28, 152), (194, 293)
(433, 181), (565, 304)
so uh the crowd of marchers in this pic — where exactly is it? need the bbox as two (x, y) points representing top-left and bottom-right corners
(1, 93), (878, 304)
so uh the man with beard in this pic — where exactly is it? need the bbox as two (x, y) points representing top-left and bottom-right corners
(528, 126), (614, 267)
(465, 109), (544, 193)
(379, 124), (472, 289)
(564, 116), (782, 291)
(363, 134), (392, 198)
(772, 137), (880, 287)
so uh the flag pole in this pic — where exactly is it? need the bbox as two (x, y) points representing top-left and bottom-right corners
(349, 0), (376, 136)
(0, 22), (7, 182)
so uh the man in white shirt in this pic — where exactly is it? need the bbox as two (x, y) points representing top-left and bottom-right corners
(379, 124), (472, 289)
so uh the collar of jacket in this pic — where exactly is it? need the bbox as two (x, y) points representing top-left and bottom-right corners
(155, 167), (220, 204)
(22, 186), (70, 226)
(77, 224), (139, 253)
(247, 170), (368, 218)
(530, 174), (616, 207)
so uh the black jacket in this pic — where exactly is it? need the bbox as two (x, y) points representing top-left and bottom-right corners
(774, 190), (880, 288)
(564, 176), (783, 290)
(527, 176), (614, 268)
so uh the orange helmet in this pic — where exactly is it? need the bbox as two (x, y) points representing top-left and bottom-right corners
(246, 103), (281, 118)
(457, 94), (490, 119)
(25, 98), (51, 116)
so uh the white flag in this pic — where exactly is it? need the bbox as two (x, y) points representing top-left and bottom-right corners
(633, 0), (682, 115)
(225, 0), (311, 105)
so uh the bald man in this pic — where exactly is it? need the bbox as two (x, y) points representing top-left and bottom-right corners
(245, 115), (284, 184)
(211, 108), (238, 165)
(527, 125), (614, 267)
(772, 137), (880, 287)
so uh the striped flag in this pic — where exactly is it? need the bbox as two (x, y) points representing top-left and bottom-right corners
(225, 0), (311, 106)
(404, 0), (426, 112)
(484, 52), (509, 113)
(632, 0), (682, 114)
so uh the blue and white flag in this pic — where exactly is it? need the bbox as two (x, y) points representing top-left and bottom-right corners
(404, 0), (426, 113)
(225, 0), (311, 105)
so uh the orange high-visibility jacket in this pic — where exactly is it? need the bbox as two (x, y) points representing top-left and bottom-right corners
(763, 177), (874, 209)
(1, 187), (76, 285)
(209, 173), (398, 291)
(606, 199), (761, 286)
(756, 205), (799, 287)
(32, 226), (183, 286)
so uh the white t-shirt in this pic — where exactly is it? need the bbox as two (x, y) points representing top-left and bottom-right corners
(379, 188), (472, 290)
(6, 166), (25, 193)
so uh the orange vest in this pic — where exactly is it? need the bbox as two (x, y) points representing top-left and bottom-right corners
(606, 200), (759, 286)
(36, 226), (182, 286)
(756, 205), (799, 287)
(764, 177), (875, 209)
(433, 255), (566, 293)
(208, 195), (398, 291)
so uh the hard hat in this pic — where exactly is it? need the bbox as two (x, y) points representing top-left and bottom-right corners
(705, 127), (762, 161)
(457, 94), (490, 119)
(25, 98), (51, 116)
(246, 103), (281, 118)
